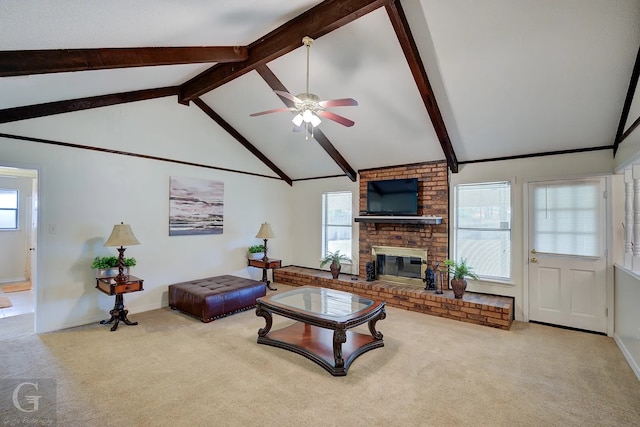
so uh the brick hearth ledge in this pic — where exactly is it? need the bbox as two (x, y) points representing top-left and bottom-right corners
(273, 266), (513, 330)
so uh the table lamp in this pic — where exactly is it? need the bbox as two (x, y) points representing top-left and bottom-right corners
(104, 222), (140, 283)
(255, 222), (275, 262)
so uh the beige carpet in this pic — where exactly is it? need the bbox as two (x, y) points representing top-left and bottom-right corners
(0, 285), (639, 426)
(0, 296), (11, 308)
(1, 281), (31, 293)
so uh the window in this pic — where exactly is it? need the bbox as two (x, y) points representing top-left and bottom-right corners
(0, 189), (18, 230)
(532, 180), (601, 257)
(322, 191), (352, 258)
(453, 182), (511, 281)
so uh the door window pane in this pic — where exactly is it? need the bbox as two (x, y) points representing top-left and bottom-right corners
(532, 181), (601, 257)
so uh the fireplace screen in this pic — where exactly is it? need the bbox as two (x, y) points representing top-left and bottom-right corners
(376, 255), (422, 280)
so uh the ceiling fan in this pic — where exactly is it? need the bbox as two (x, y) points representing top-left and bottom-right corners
(250, 36), (358, 137)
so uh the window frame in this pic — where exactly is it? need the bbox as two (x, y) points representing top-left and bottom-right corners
(321, 191), (353, 260)
(0, 188), (19, 231)
(452, 180), (513, 282)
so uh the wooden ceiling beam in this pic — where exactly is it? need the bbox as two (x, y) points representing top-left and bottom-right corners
(192, 98), (293, 186)
(0, 47), (248, 77)
(256, 65), (357, 182)
(621, 115), (640, 144)
(0, 87), (178, 124)
(385, 1), (458, 173)
(613, 44), (640, 155)
(179, 0), (389, 104)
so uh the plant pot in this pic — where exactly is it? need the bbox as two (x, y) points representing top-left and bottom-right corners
(95, 267), (130, 279)
(450, 278), (467, 299)
(330, 262), (341, 279)
(248, 252), (265, 260)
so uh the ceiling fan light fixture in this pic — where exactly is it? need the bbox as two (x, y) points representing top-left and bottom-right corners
(310, 114), (321, 127)
(302, 109), (313, 123)
(292, 113), (304, 127)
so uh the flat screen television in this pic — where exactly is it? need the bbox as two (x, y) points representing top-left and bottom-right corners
(366, 178), (419, 215)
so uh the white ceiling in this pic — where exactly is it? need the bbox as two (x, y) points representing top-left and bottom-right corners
(1, 0), (639, 181)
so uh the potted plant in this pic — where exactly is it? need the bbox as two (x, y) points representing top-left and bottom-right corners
(320, 250), (351, 279)
(443, 258), (478, 299)
(247, 244), (266, 260)
(92, 256), (137, 278)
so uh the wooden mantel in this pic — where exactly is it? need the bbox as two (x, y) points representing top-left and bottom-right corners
(354, 215), (442, 225)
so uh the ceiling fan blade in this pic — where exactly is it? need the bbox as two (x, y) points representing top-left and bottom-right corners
(274, 90), (301, 104)
(317, 110), (355, 127)
(318, 98), (358, 108)
(250, 107), (295, 117)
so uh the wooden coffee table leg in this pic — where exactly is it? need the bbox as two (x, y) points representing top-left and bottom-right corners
(368, 307), (386, 340)
(333, 327), (347, 369)
(256, 303), (273, 337)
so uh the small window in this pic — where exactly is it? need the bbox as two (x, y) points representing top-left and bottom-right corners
(453, 181), (511, 281)
(0, 189), (18, 230)
(321, 191), (352, 258)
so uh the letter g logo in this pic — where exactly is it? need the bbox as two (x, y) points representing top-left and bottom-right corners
(12, 381), (41, 412)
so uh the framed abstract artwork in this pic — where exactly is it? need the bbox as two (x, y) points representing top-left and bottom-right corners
(169, 176), (224, 236)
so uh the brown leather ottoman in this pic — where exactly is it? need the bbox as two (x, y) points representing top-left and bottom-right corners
(168, 275), (266, 322)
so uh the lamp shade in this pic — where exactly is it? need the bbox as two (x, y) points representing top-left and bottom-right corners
(255, 222), (275, 239)
(104, 223), (140, 247)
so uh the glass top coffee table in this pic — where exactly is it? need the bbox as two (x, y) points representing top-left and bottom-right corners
(255, 286), (386, 376)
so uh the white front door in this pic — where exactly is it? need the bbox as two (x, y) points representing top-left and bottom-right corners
(528, 178), (607, 333)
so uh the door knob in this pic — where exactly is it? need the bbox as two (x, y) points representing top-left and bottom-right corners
(530, 249), (537, 254)
(530, 257), (538, 263)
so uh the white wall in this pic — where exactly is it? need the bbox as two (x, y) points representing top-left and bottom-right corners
(289, 177), (360, 274)
(0, 98), (292, 333)
(450, 150), (615, 321)
(0, 175), (31, 282)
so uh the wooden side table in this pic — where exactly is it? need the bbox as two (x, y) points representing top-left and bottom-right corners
(96, 275), (144, 331)
(248, 258), (281, 291)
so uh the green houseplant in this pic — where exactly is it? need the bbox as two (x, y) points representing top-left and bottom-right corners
(320, 250), (351, 279)
(247, 244), (266, 260)
(92, 256), (136, 278)
(443, 258), (478, 299)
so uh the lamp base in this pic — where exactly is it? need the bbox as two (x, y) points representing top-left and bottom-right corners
(115, 246), (129, 283)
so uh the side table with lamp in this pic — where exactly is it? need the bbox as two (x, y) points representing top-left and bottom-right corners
(248, 222), (280, 291)
(95, 222), (144, 331)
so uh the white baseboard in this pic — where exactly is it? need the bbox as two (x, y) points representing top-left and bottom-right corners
(614, 333), (640, 381)
(0, 276), (27, 284)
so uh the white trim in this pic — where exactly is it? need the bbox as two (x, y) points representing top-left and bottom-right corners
(614, 334), (640, 381)
(0, 160), (43, 334)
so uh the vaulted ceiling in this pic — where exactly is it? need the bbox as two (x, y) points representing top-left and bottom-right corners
(1, 0), (639, 183)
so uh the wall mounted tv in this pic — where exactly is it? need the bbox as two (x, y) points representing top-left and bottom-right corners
(366, 178), (419, 215)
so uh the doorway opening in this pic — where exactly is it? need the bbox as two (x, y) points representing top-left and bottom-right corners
(0, 166), (37, 331)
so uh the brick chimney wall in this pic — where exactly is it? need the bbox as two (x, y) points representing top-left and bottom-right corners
(358, 161), (449, 278)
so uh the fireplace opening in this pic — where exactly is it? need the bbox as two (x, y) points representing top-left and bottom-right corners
(371, 245), (427, 286)
(376, 255), (422, 280)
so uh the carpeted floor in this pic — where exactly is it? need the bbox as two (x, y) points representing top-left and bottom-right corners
(0, 285), (639, 426)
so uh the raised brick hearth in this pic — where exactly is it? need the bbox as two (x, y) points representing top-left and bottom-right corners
(274, 266), (513, 330)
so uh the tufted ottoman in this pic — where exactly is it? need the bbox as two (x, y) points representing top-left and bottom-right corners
(168, 275), (266, 322)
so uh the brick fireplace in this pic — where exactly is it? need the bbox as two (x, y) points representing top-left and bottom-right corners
(274, 160), (513, 330)
(358, 161), (449, 279)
